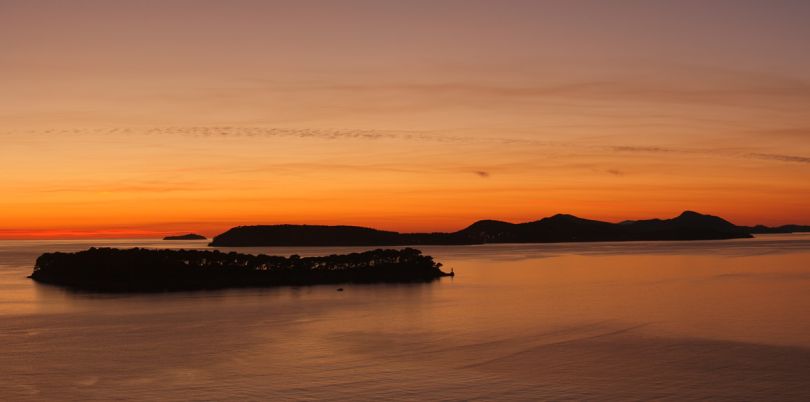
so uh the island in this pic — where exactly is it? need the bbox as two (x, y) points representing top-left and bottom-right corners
(29, 247), (453, 292)
(209, 211), (761, 247)
(163, 233), (207, 240)
(739, 224), (810, 234)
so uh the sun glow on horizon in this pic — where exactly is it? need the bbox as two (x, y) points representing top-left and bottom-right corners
(1, 1), (809, 239)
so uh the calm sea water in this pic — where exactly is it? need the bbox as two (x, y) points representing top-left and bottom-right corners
(1, 236), (809, 401)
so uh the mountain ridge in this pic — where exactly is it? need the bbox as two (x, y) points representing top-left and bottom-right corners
(208, 211), (805, 247)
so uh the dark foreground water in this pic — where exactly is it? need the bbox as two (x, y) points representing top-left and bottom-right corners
(1, 236), (809, 401)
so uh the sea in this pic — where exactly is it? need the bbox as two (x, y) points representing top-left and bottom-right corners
(1, 235), (809, 401)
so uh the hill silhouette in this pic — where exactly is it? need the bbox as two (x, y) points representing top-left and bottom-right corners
(163, 233), (206, 240)
(209, 211), (767, 247)
(208, 225), (402, 246)
(30, 247), (452, 292)
(739, 224), (810, 234)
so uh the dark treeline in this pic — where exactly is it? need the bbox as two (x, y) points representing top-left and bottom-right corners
(30, 247), (452, 292)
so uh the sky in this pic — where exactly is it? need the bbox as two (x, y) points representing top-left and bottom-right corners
(1, 0), (809, 238)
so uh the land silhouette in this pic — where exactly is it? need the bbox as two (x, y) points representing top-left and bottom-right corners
(208, 210), (798, 247)
(28, 211), (807, 292)
(163, 233), (206, 240)
(30, 247), (452, 292)
(740, 224), (810, 234)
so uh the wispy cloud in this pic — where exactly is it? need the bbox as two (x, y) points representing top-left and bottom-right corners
(23, 180), (206, 194)
(611, 146), (679, 153)
(746, 128), (810, 138)
(746, 153), (810, 164)
(6, 126), (809, 170)
(0, 126), (562, 149)
(253, 76), (810, 110)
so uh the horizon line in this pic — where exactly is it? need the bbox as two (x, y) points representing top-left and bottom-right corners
(2, 210), (808, 240)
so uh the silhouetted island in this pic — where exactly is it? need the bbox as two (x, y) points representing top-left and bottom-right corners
(163, 233), (207, 240)
(29, 247), (452, 292)
(209, 211), (762, 247)
(739, 224), (810, 234)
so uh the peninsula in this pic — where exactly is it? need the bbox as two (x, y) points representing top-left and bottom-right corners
(740, 224), (810, 234)
(29, 247), (452, 292)
(209, 211), (769, 247)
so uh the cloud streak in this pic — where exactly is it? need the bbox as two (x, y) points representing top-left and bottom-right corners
(611, 146), (679, 153)
(251, 75), (810, 110)
(746, 153), (810, 164)
(5, 127), (809, 169)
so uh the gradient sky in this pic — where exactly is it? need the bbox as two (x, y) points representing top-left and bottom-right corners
(2, 0), (810, 238)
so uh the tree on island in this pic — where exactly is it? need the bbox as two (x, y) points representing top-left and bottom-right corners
(30, 247), (452, 292)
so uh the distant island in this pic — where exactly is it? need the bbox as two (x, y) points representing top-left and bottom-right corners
(163, 233), (207, 240)
(209, 211), (786, 247)
(29, 247), (452, 292)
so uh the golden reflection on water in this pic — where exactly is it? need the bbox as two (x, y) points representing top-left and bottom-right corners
(1, 236), (809, 400)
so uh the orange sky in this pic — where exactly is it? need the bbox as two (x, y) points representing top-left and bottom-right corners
(1, 1), (809, 239)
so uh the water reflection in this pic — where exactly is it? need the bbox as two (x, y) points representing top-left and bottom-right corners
(1, 236), (809, 400)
